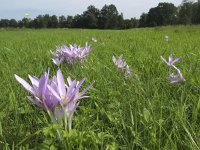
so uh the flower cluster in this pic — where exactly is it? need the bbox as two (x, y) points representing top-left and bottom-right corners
(112, 55), (133, 77)
(160, 54), (185, 83)
(15, 69), (94, 131)
(51, 42), (92, 66)
(14, 35), (187, 136)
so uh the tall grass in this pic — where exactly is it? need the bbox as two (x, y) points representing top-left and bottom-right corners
(0, 27), (199, 149)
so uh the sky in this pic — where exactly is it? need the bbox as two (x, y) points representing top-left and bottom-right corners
(0, 0), (186, 20)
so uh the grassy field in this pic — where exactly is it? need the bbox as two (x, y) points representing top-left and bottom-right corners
(0, 26), (199, 149)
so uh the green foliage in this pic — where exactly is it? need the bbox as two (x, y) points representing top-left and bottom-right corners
(0, 27), (199, 149)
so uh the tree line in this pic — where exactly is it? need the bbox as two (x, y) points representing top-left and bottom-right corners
(0, 0), (200, 29)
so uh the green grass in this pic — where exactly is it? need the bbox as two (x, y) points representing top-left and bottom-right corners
(0, 26), (199, 149)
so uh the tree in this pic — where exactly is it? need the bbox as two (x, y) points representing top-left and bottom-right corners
(50, 15), (59, 28)
(139, 13), (148, 27)
(43, 14), (51, 28)
(191, 2), (199, 24)
(0, 19), (10, 27)
(66, 16), (73, 28)
(147, 2), (177, 26)
(18, 20), (23, 28)
(9, 19), (18, 27)
(197, 1), (200, 23)
(99, 4), (119, 29)
(117, 13), (124, 29)
(22, 18), (30, 28)
(82, 5), (99, 28)
(123, 18), (138, 29)
(73, 14), (84, 28)
(59, 15), (67, 28)
(178, 0), (194, 24)
(34, 15), (45, 28)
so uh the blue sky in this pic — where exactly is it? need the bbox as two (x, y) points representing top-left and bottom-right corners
(0, 0), (185, 20)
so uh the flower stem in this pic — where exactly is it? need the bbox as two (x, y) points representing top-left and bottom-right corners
(68, 116), (72, 131)
(64, 110), (68, 131)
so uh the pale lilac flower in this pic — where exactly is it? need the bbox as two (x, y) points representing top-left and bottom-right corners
(160, 54), (181, 67)
(56, 69), (95, 131)
(92, 37), (97, 42)
(52, 43), (92, 65)
(168, 65), (185, 83)
(112, 55), (127, 69)
(51, 49), (64, 66)
(113, 55), (133, 78)
(52, 57), (65, 66)
(15, 71), (62, 121)
(125, 65), (133, 77)
(73, 43), (92, 60)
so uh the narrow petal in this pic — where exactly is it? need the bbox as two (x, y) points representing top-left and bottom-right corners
(38, 72), (48, 99)
(51, 76), (58, 92)
(47, 84), (61, 102)
(169, 54), (173, 64)
(28, 75), (39, 87)
(67, 80), (77, 95)
(57, 69), (66, 98)
(52, 58), (60, 66)
(67, 76), (73, 86)
(77, 78), (86, 89)
(27, 96), (45, 109)
(160, 56), (169, 65)
(15, 74), (34, 94)
(172, 57), (181, 65)
(80, 80), (95, 97)
(177, 69), (185, 81)
(112, 56), (116, 63)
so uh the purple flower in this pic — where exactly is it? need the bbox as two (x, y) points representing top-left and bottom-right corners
(112, 55), (127, 69)
(160, 54), (181, 67)
(52, 57), (65, 66)
(51, 49), (65, 66)
(56, 69), (95, 130)
(15, 69), (94, 131)
(51, 43), (92, 65)
(167, 65), (185, 84)
(57, 70), (94, 112)
(112, 55), (133, 78)
(125, 65), (133, 77)
(15, 70), (62, 120)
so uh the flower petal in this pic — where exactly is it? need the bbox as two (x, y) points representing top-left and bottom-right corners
(169, 54), (173, 64)
(160, 56), (169, 65)
(38, 72), (48, 99)
(15, 74), (34, 94)
(67, 80), (77, 95)
(77, 78), (86, 89)
(112, 56), (116, 63)
(57, 69), (66, 98)
(28, 75), (39, 87)
(27, 96), (45, 109)
(172, 57), (181, 65)
(80, 80), (95, 97)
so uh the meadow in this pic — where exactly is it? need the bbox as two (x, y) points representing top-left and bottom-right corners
(0, 26), (199, 149)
